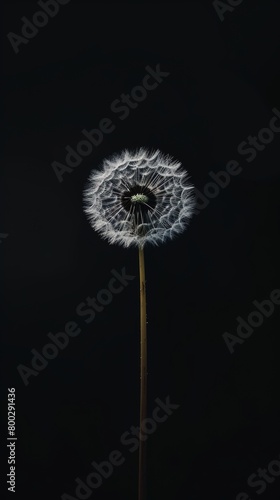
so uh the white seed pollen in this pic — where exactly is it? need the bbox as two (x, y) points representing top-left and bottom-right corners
(131, 193), (148, 203)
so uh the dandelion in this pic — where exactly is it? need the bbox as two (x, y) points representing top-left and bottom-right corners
(83, 148), (195, 500)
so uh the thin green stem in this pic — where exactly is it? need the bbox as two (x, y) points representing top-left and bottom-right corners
(138, 245), (147, 500)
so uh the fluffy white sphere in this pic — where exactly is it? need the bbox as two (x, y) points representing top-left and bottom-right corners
(83, 148), (196, 248)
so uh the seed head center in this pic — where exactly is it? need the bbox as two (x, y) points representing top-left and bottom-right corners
(130, 193), (149, 204)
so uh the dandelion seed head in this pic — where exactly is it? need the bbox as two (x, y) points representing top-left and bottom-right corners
(83, 148), (196, 248)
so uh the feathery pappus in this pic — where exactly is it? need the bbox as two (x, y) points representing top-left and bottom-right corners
(83, 148), (195, 248)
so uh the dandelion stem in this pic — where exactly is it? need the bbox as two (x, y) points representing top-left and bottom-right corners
(138, 245), (147, 500)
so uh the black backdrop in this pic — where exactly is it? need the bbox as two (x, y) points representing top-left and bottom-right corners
(2, 1), (280, 499)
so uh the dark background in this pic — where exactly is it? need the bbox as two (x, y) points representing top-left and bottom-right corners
(2, 1), (280, 499)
